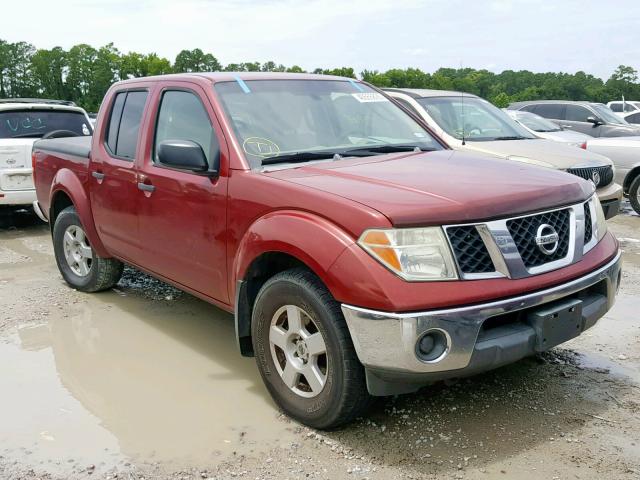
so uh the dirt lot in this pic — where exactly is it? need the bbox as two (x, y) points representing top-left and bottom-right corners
(0, 204), (639, 480)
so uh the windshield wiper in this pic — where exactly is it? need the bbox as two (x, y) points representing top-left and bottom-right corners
(261, 151), (340, 165)
(492, 135), (529, 140)
(341, 144), (433, 155)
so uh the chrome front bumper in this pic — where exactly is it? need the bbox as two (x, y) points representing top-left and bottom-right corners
(341, 251), (622, 376)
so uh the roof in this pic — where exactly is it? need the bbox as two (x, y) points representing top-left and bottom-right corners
(114, 71), (353, 86)
(508, 99), (598, 108)
(383, 88), (478, 99)
(0, 98), (76, 106)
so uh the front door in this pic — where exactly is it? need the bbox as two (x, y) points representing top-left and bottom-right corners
(561, 104), (602, 137)
(135, 84), (229, 303)
(90, 89), (149, 261)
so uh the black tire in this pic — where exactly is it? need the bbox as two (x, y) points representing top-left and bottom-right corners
(251, 268), (371, 429)
(629, 175), (640, 215)
(53, 206), (123, 292)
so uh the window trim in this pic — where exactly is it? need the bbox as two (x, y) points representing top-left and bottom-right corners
(103, 88), (149, 162)
(151, 86), (220, 176)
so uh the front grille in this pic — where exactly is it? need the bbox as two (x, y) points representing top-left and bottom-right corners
(446, 226), (494, 274)
(506, 209), (571, 268)
(583, 202), (593, 244)
(567, 165), (613, 188)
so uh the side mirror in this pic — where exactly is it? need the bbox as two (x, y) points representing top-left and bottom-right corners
(157, 139), (211, 173)
(586, 116), (603, 126)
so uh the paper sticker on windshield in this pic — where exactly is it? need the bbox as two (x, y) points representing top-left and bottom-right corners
(351, 92), (389, 103)
(243, 137), (280, 158)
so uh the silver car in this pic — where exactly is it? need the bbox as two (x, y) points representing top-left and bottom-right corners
(508, 100), (640, 137)
(506, 110), (592, 147)
(384, 88), (623, 218)
(582, 135), (640, 214)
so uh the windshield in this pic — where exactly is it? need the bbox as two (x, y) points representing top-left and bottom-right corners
(512, 112), (561, 132)
(417, 96), (536, 141)
(213, 80), (441, 167)
(0, 109), (93, 139)
(591, 104), (629, 125)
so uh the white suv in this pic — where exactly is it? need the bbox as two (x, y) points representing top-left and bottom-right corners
(0, 99), (93, 208)
(607, 100), (640, 116)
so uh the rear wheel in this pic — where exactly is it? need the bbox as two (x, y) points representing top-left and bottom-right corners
(53, 206), (123, 292)
(251, 268), (371, 429)
(629, 175), (640, 215)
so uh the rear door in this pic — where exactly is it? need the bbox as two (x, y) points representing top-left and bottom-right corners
(562, 104), (602, 136)
(90, 88), (149, 261)
(135, 82), (229, 303)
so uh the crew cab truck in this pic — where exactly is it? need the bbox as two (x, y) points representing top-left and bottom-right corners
(33, 73), (622, 429)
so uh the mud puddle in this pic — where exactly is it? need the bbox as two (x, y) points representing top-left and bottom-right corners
(0, 290), (296, 475)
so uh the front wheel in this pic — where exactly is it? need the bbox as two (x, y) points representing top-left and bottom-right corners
(251, 268), (371, 429)
(53, 206), (123, 292)
(629, 175), (640, 215)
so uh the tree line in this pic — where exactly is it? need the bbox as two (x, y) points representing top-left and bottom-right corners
(1, 39), (638, 112)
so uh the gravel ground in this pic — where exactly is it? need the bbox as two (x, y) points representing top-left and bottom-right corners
(0, 204), (638, 480)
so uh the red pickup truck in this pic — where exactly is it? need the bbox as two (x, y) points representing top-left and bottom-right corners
(33, 73), (621, 429)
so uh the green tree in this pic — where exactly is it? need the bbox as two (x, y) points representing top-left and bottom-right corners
(174, 49), (221, 72)
(31, 47), (67, 99)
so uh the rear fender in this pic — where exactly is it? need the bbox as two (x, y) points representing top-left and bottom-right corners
(50, 168), (109, 258)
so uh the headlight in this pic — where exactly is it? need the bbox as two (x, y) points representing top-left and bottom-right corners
(593, 196), (607, 242)
(358, 227), (458, 281)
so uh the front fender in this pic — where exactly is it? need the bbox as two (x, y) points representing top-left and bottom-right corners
(50, 168), (109, 258)
(233, 210), (359, 299)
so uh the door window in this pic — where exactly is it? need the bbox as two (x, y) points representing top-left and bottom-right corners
(105, 90), (148, 160)
(530, 103), (564, 120)
(154, 90), (218, 166)
(565, 105), (591, 122)
(626, 112), (640, 124)
(609, 103), (622, 112)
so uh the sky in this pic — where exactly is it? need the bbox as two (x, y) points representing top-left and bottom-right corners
(5, 0), (640, 79)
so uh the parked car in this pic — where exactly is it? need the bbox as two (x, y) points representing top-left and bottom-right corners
(508, 100), (640, 137)
(33, 73), (621, 429)
(581, 135), (640, 213)
(505, 109), (592, 147)
(622, 110), (640, 125)
(0, 98), (93, 208)
(384, 89), (622, 218)
(607, 100), (640, 116)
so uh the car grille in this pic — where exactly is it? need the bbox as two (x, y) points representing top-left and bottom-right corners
(583, 202), (593, 244)
(567, 165), (613, 188)
(506, 209), (571, 268)
(446, 226), (495, 274)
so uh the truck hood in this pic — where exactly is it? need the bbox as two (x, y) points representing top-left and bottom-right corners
(0, 139), (36, 169)
(266, 150), (594, 227)
(460, 138), (611, 169)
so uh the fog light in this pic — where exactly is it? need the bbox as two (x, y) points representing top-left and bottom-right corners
(416, 329), (449, 362)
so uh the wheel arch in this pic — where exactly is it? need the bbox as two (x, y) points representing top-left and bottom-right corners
(623, 165), (640, 194)
(232, 210), (357, 357)
(49, 169), (109, 257)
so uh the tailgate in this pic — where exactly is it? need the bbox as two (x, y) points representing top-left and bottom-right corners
(0, 143), (31, 169)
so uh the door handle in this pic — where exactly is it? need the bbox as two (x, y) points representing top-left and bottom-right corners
(137, 182), (155, 193)
(560, 124), (573, 129)
(92, 171), (105, 180)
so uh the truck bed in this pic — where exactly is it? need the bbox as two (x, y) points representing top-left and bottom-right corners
(34, 136), (91, 159)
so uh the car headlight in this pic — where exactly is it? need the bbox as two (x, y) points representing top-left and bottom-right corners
(593, 196), (607, 242)
(358, 227), (458, 281)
